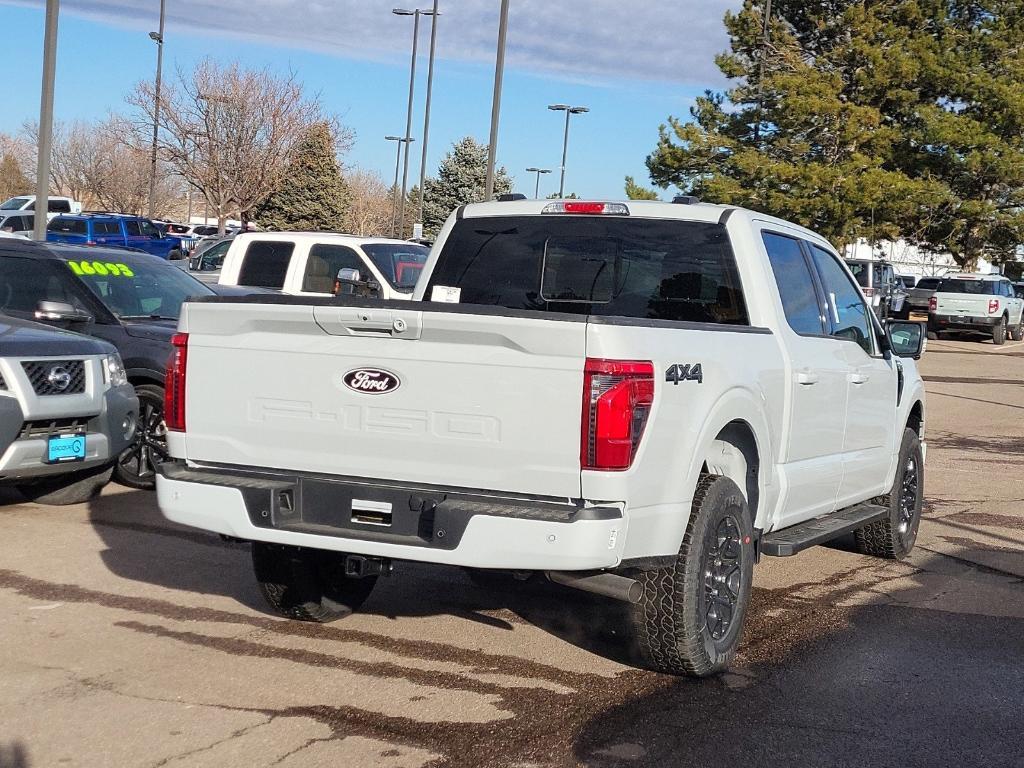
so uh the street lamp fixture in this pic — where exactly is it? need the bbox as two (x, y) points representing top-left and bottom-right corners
(148, 31), (162, 43)
(547, 104), (589, 198)
(386, 135), (415, 237)
(525, 167), (552, 199)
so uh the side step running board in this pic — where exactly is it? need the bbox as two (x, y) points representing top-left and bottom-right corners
(760, 502), (889, 557)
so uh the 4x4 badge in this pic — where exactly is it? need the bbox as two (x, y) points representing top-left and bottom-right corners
(666, 363), (703, 385)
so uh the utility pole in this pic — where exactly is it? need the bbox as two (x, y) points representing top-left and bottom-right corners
(417, 0), (439, 228)
(33, 0), (60, 242)
(386, 135), (412, 237)
(484, 0), (510, 200)
(147, 0), (166, 219)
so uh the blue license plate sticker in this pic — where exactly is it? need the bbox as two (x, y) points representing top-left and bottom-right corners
(48, 434), (86, 463)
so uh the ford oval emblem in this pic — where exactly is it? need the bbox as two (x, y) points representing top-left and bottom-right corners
(343, 368), (401, 395)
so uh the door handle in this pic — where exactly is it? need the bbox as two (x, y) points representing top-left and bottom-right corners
(796, 371), (819, 385)
(849, 372), (870, 385)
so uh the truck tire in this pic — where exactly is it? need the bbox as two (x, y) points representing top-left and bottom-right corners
(630, 475), (754, 677)
(114, 384), (166, 490)
(16, 462), (114, 506)
(992, 316), (1007, 345)
(854, 428), (923, 560)
(251, 542), (377, 622)
(168, 248), (184, 260)
(1009, 317), (1023, 342)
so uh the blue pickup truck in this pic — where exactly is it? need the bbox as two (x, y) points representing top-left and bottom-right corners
(47, 214), (187, 260)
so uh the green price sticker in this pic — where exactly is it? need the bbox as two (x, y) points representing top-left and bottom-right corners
(67, 260), (135, 278)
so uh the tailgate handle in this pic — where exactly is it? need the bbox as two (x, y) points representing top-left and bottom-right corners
(313, 307), (422, 339)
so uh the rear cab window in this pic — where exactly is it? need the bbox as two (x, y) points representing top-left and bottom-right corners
(237, 240), (295, 289)
(425, 216), (748, 325)
(47, 218), (87, 235)
(937, 278), (997, 295)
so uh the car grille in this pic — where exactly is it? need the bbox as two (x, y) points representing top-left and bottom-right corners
(21, 360), (86, 396)
(19, 417), (90, 439)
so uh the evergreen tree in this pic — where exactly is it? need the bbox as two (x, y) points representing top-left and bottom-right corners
(624, 176), (659, 200)
(0, 153), (29, 202)
(255, 122), (350, 231)
(421, 137), (512, 237)
(644, 1), (1024, 266)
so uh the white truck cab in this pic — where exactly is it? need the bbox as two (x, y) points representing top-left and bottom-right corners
(217, 232), (429, 299)
(157, 200), (927, 677)
(0, 195), (82, 220)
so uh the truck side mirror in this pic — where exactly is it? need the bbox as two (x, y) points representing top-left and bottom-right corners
(333, 268), (381, 298)
(886, 321), (925, 359)
(35, 300), (93, 326)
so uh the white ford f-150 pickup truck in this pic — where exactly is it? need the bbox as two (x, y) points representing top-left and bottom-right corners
(157, 199), (927, 676)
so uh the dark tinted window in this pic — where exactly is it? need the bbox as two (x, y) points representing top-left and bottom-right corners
(237, 240), (294, 288)
(47, 218), (87, 235)
(94, 220), (121, 235)
(124, 220), (143, 236)
(0, 257), (85, 315)
(48, 199), (71, 213)
(845, 261), (870, 287)
(898, 275), (916, 288)
(811, 246), (874, 355)
(425, 216), (748, 324)
(937, 278), (997, 295)
(916, 278), (940, 290)
(362, 243), (429, 290)
(302, 244), (364, 293)
(1, 216), (24, 232)
(762, 233), (824, 335)
(138, 220), (159, 237)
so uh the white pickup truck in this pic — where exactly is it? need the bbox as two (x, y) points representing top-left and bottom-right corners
(157, 200), (927, 676)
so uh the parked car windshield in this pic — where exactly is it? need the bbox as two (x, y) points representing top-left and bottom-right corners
(937, 278), (996, 295)
(362, 243), (430, 290)
(60, 252), (214, 319)
(0, 197), (30, 210)
(845, 261), (871, 287)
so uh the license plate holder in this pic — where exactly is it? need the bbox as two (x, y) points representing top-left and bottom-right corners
(46, 433), (86, 464)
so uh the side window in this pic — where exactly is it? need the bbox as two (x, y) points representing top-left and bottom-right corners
(48, 199), (71, 213)
(124, 220), (143, 236)
(762, 232), (825, 335)
(1, 216), (22, 232)
(302, 244), (365, 293)
(237, 240), (295, 288)
(809, 245), (875, 355)
(138, 220), (158, 237)
(0, 258), (85, 316)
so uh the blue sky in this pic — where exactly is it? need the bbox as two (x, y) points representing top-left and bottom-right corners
(0, 1), (737, 200)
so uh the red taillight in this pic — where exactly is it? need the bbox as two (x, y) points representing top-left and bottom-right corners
(85, 240), (97, 246)
(581, 358), (654, 471)
(165, 332), (188, 431)
(928, 296), (937, 311)
(988, 298), (1000, 314)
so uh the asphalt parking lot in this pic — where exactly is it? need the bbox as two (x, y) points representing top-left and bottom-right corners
(1, 337), (1023, 768)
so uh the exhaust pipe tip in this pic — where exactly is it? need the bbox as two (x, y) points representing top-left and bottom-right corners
(546, 570), (644, 603)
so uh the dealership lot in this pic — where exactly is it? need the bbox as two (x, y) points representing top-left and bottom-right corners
(1, 338), (1022, 768)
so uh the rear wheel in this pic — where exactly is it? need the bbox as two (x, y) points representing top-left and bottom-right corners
(16, 462), (114, 506)
(168, 248), (184, 260)
(629, 475), (754, 677)
(1008, 317), (1023, 342)
(992, 316), (1007, 345)
(252, 543), (377, 622)
(114, 384), (167, 490)
(854, 428), (923, 560)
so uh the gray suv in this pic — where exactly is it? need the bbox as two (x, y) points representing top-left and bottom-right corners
(0, 315), (138, 504)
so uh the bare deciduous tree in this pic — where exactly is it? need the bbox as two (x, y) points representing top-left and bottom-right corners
(127, 59), (331, 233)
(343, 168), (393, 236)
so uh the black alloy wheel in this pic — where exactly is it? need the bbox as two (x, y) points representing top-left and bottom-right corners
(702, 515), (745, 641)
(114, 384), (168, 490)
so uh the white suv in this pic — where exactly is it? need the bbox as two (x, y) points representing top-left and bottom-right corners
(216, 232), (430, 299)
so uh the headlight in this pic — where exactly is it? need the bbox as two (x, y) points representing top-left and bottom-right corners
(105, 354), (128, 387)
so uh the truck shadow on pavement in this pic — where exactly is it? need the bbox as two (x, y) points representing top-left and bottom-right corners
(75, 489), (1024, 768)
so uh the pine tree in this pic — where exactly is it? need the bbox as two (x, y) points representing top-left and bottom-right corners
(643, 1), (1024, 265)
(624, 176), (659, 200)
(0, 153), (29, 202)
(254, 122), (350, 231)
(421, 137), (512, 237)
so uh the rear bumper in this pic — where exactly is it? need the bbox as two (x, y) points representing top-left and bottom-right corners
(156, 462), (627, 570)
(930, 314), (1000, 330)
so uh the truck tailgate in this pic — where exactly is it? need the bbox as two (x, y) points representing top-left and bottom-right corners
(935, 293), (989, 317)
(180, 302), (587, 499)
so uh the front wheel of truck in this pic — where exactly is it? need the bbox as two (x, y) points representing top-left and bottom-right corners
(251, 543), (377, 622)
(854, 428), (923, 560)
(630, 475), (754, 677)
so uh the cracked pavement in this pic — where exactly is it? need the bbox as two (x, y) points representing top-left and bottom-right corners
(1, 337), (1022, 767)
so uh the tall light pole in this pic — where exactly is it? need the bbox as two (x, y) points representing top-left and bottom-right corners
(484, 0), (510, 200)
(525, 167), (551, 199)
(33, 0), (60, 242)
(548, 104), (589, 198)
(386, 135), (413, 237)
(393, 8), (435, 238)
(147, 0), (166, 219)
(416, 0), (440, 230)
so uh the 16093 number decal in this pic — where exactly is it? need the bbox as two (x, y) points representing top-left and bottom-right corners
(66, 261), (135, 277)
